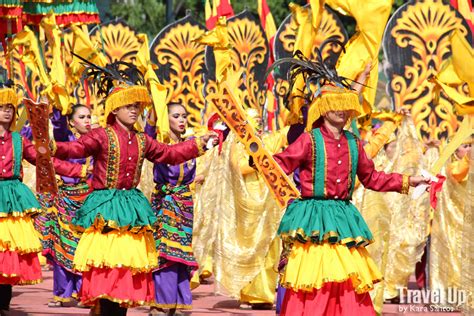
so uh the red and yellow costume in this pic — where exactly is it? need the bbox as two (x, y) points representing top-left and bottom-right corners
(51, 120), (204, 307)
(0, 85), (85, 288)
(274, 124), (409, 315)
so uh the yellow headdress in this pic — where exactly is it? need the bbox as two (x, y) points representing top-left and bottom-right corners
(74, 53), (152, 127)
(306, 85), (361, 130)
(103, 85), (151, 126)
(0, 80), (21, 131)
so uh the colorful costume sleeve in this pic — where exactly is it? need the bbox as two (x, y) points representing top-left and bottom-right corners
(51, 108), (72, 142)
(357, 141), (407, 193)
(144, 135), (202, 165)
(22, 138), (85, 178)
(274, 133), (311, 175)
(447, 155), (470, 183)
(53, 128), (102, 159)
(144, 122), (157, 139)
(20, 125), (33, 141)
(363, 121), (397, 159)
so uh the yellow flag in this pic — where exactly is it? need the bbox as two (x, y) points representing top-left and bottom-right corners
(286, 3), (315, 124)
(136, 33), (170, 143)
(12, 26), (52, 99)
(69, 25), (108, 82)
(193, 16), (232, 83)
(326, 0), (392, 115)
(40, 12), (72, 115)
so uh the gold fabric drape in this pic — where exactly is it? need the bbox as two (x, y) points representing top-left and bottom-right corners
(430, 152), (473, 311)
(240, 237), (281, 304)
(192, 130), (288, 297)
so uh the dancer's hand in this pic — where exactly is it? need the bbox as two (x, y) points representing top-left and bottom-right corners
(200, 131), (219, 146)
(195, 175), (205, 185)
(409, 176), (430, 187)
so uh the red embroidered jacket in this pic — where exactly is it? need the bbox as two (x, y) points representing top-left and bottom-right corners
(274, 125), (409, 199)
(52, 122), (203, 190)
(0, 131), (84, 179)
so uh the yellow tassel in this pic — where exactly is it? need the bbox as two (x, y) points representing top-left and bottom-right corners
(103, 86), (151, 127)
(306, 91), (362, 130)
(0, 88), (18, 107)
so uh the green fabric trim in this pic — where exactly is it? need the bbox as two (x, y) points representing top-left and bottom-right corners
(277, 198), (373, 247)
(344, 131), (358, 198)
(0, 0), (21, 5)
(22, 1), (98, 15)
(350, 119), (360, 139)
(11, 132), (21, 179)
(72, 188), (157, 230)
(311, 129), (326, 198)
(0, 179), (40, 215)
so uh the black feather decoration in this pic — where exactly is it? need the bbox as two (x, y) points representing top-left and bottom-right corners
(72, 52), (145, 97)
(265, 38), (364, 108)
(0, 79), (15, 89)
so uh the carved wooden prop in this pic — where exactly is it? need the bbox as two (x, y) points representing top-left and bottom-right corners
(383, 0), (473, 143)
(24, 98), (58, 194)
(207, 80), (300, 209)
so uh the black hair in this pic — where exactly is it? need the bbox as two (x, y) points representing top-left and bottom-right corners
(167, 103), (186, 113)
(67, 104), (90, 121)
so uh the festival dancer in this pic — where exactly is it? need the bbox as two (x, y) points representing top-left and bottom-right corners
(146, 103), (217, 315)
(49, 61), (216, 316)
(427, 136), (472, 309)
(0, 81), (87, 314)
(41, 105), (93, 307)
(237, 108), (289, 310)
(264, 53), (430, 315)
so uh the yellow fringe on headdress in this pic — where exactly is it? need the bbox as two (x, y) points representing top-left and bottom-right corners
(306, 87), (362, 131)
(103, 86), (151, 127)
(0, 88), (19, 107)
(0, 88), (20, 131)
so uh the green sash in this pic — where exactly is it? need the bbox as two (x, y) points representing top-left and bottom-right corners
(310, 129), (358, 199)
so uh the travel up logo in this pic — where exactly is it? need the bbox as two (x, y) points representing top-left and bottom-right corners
(397, 287), (468, 313)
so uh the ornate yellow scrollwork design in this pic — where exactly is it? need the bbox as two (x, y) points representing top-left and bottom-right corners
(205, 11), (269, 112)
(273, 5), (347, 118)
(89, 20), (140, 64)
(150, 15), (207, 128)
(384, 0), (471, 142)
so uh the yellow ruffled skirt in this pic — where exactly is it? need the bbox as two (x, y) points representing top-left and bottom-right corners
(281, 241), (382, 294)
(0, 215), (42, 285)
(73, 228), (158, 273)
(73, 227), (157, 307)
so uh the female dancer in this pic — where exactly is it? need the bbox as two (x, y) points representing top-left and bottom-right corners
(146, 103), (207, 315)
(43, 105), (93, 307)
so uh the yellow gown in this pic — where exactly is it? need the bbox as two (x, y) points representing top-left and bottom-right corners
(353, 118), (432, 313)
(429, 151), (473, 311)
(192, 127), (288, 299)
